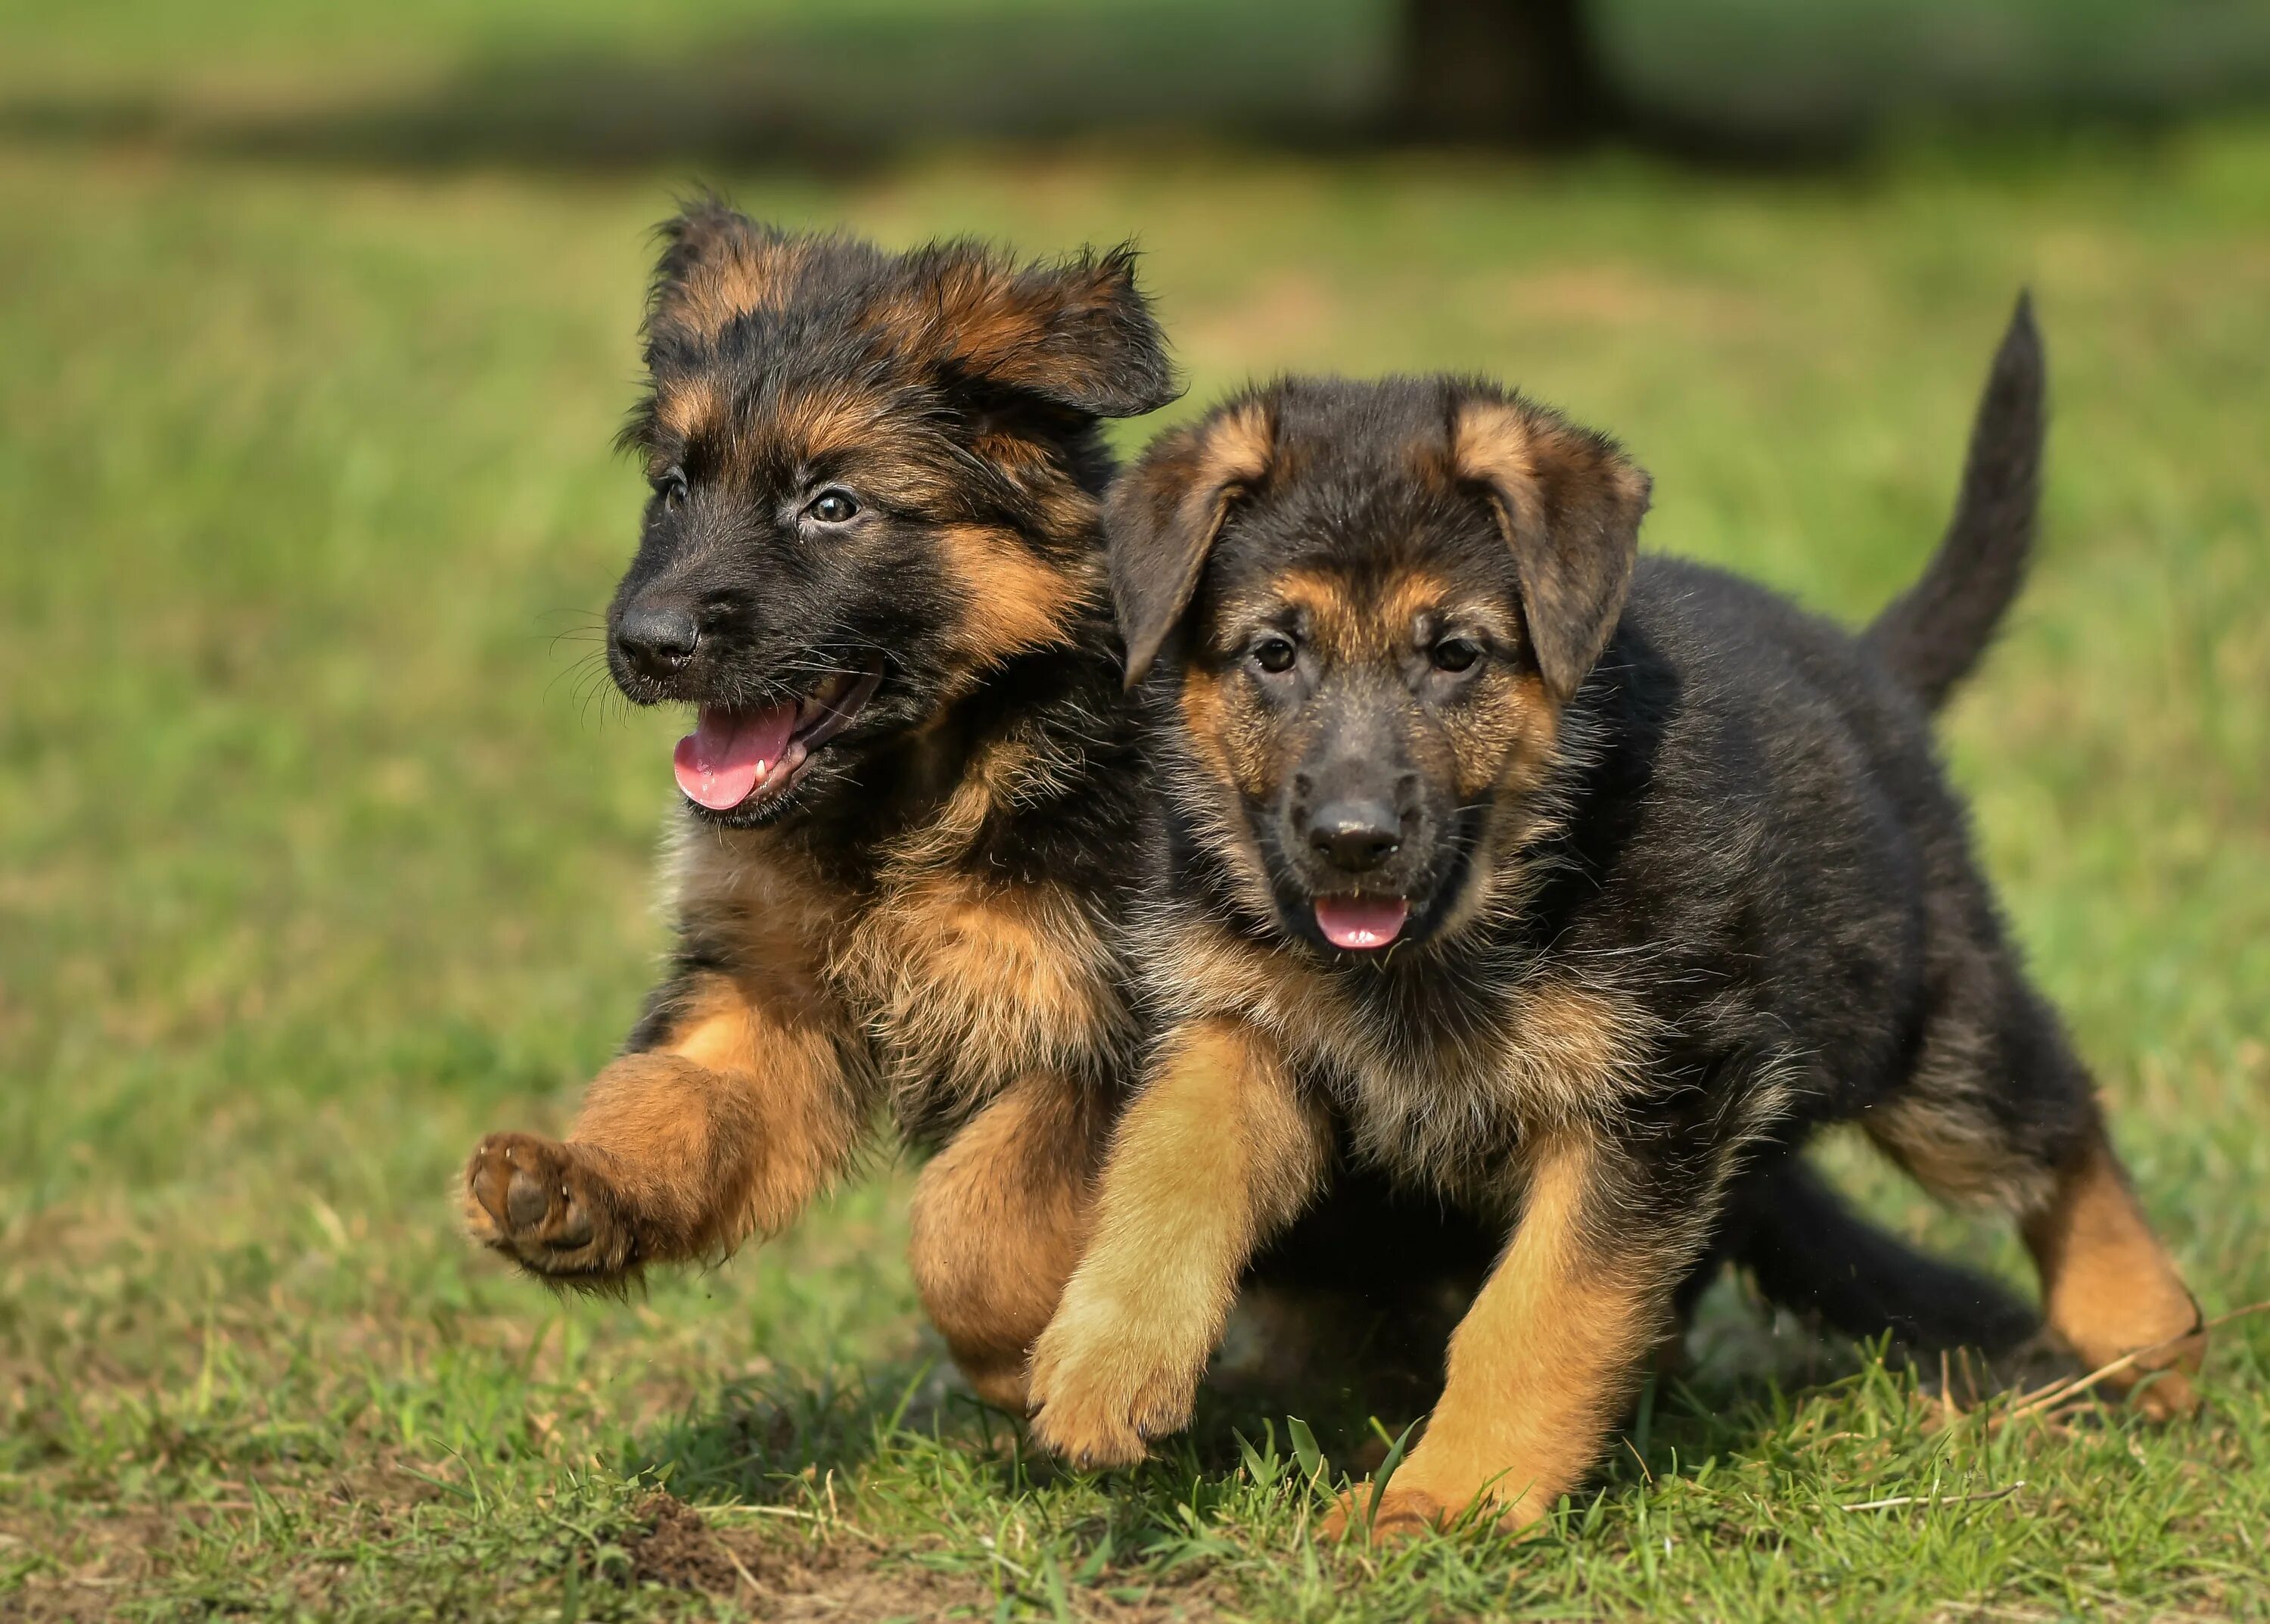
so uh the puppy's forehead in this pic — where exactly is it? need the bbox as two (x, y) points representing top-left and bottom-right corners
(653, 230), (911, 350)
(645, 236), (951, 440)
(1217, 551), (1519, 664)
(1262, 565), (1451, 651)
(654, 360), (906, 458)
(1264, 375), (1462, 473)
(645, 297), (955, 485)
(1233, 385), (1482, 549)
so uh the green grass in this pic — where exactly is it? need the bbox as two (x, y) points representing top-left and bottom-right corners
(4, 13), (2270, 1616)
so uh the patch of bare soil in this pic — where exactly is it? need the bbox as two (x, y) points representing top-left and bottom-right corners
(626, 1493), (1220, 1622)
(625, 1492), (752, 1594)
(628, 1493), (997, 1619)
(0, 1508), (171, 1624)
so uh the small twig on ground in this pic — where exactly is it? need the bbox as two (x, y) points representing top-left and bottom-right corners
(1839, 1480), (2024, 1513)
(728, 1503), (888, 1548)
(720, 1540), (760, 1596)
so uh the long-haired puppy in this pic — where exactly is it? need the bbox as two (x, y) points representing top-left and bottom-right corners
(1026, 300), (2203, 1536)
(460, 201), (1183, 1405)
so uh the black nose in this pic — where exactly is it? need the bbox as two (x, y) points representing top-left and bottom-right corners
(614, 603), (698, 678)
(1308, 799), (1401, 873)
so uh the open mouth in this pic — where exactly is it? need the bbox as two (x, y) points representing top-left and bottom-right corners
(1311, 894), (1410, 951)
(670, 663), (883, 813)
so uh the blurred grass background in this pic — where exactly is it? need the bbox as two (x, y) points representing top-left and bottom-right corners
(2, 2), (2267, 1618)
(5, 0), (2270, 160)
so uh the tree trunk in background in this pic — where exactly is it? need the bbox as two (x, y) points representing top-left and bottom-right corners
(1395, 0), (1621, 145)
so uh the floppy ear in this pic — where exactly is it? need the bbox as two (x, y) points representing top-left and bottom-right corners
(1453, 397), (1650, 701)
(1108, 400), (1276, 685)
(646, 197), (807, 340)
(904, 242), (1180, 419)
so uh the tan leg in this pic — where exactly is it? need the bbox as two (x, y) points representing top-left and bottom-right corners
(906, 1072), (1104, 1411)
(1027, 1017), (1328, 1467)
(465, 970), (866, 1285)
(2020, 1127), (2203, 1417)
(1325, 1132), (1669, 1541)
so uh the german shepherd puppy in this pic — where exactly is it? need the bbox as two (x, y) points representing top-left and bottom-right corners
(1028, 301), (2204, 1535)
(460, 202), (1182, 1405)
(460, 202), (2043, 1417)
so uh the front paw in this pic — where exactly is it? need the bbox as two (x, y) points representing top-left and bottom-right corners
(1320, 1483), (1448, 1544)
(463, 1132), (635, 1284)
(1320, 1474), (1550, 1543)
(1025, 1302), (1202, 1469)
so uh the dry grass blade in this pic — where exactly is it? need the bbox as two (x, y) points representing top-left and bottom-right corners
(731, 1504), (889, 1549)
(720, 1540), (761, 1596)
(1839, 1480), (2026, 1513)
(2001, 1300), (2270, 1426)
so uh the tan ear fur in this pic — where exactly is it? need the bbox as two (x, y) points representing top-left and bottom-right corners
(648, 201), (809, 338)
(868, 242), (1179, 419)
(1454, 399), (1650, 701)
(1107, 400), (1276, 685)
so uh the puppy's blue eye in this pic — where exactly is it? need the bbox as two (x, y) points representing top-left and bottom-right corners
(652, 465), (689, 509)
(807, 490), (859, 524)
(1252, 636), (1298, 675)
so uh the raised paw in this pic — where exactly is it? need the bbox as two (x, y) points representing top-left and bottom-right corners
(1025, 1302), (1203, 1469)
(463, 1131), (634, 1284)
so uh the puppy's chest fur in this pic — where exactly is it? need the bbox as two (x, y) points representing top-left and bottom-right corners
(835, 858), (1131, 1127)
(1141, 919), (1655, 1202)
(670, 724), (1138, 1137)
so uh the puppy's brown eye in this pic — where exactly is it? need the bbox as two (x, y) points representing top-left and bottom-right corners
(807, 490), (859, 524)
(1252, 636), (1298, 675)
(1430, 638), (1482, 674)
(653, 465), (689, 509)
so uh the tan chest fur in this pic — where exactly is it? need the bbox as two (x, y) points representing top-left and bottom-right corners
(670, 815), (1129, 1128)
(834, 865), (1130, 1117)
(1143, 919), (1655, 1201)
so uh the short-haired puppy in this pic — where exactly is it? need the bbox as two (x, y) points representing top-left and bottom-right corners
(1026, 301), (2203, 1537)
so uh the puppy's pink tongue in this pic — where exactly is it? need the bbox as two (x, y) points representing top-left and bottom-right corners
(1313, 895), (1410, 950)
(673, 703), (797, 810)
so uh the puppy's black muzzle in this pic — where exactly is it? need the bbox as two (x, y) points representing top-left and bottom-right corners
(1264, 700), (1478, 947)
(1305, 798), (1403, 874)
(1283, 758), (1427, 888)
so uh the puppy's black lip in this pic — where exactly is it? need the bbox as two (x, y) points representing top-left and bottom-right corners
(605, 652), (691, 709)
(788, 661), (885, 754)
(620, 652), (884, 719)
(1260, 835), (1474, 958)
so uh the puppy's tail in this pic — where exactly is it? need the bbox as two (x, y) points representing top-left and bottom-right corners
(1864, 294), (2045, 714)
(1740, 1159), (2038, 1355)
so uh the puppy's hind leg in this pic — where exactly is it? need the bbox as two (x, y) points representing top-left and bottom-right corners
(2018, 1128), (2204, 1416)
(1861, 981), (2203, 1416)
(906, 1072), (1105, 1411)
